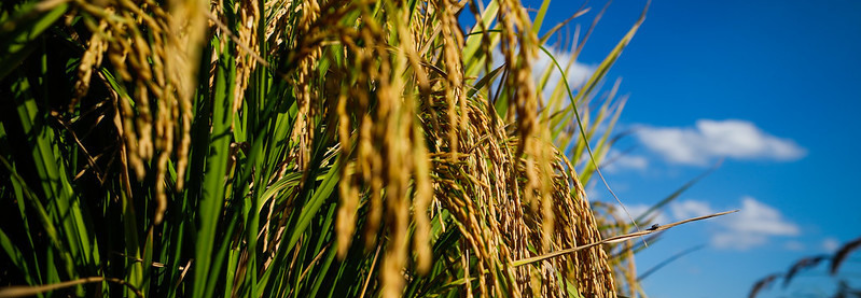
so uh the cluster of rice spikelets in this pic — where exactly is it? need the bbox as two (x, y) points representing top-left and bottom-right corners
(65, 0), (619, 296)
(71, 0), (203, 224)
(324, 1), (614, 297)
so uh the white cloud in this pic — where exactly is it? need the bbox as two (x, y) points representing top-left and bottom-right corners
(607, 197), (800, 251)
(489, 46), (594, 91)
(662, 197), (800, 250)
(533, 48), (595, 93)
(822, 237), (840, 252)
(603, 149), (649, 173)
(712, 232), (768, 249)
(611, 203), (669, 226)
(725, 197), (800, 235)
(635, 119), (806, 166)
(487, 47), (596, 112)
(711, 196), (800, 250)
(670, 200), (715, 220)
(585, 180), (600, 201)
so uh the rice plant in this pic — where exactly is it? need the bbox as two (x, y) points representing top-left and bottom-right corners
(0, 0), (724, 297)
(749, 235), (861, 298)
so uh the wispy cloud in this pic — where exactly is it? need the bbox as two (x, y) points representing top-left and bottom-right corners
(822, 237), (840, 252)
(488, 46), (595, 109)
(603, 149), (649, 173)
(585, 180), (599, 201)
(712, 233), (768, 250)
(725, 197), (799, 235)
(532, 48), (595, 99)
(670, 200), (715, 219)
(611, 203), (669, 226)
(663, 197), (800, 250)
(634, 119), (806, 166)
(711, 196), (800, 250)
(784, 240), (806, 251)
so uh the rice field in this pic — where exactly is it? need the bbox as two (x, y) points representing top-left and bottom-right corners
(0, 0), (731, 297)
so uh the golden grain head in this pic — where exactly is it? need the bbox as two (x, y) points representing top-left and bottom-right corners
(65, 0), (620, 295)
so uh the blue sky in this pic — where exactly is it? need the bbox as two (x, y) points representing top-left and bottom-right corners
(518, 0), (861, 297)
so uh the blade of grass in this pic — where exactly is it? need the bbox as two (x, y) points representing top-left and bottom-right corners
(512, 210), (737, 267)
(637, 245), (705, 281)
(0, 0), (69, 79)
(536, 1), (649, 245)
(192, 36), (237, 298)
(635, 158), (723, 225)
(0, 276), (143, 298)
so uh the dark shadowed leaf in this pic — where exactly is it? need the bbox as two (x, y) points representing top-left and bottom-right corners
(831, 236), (861, 276)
